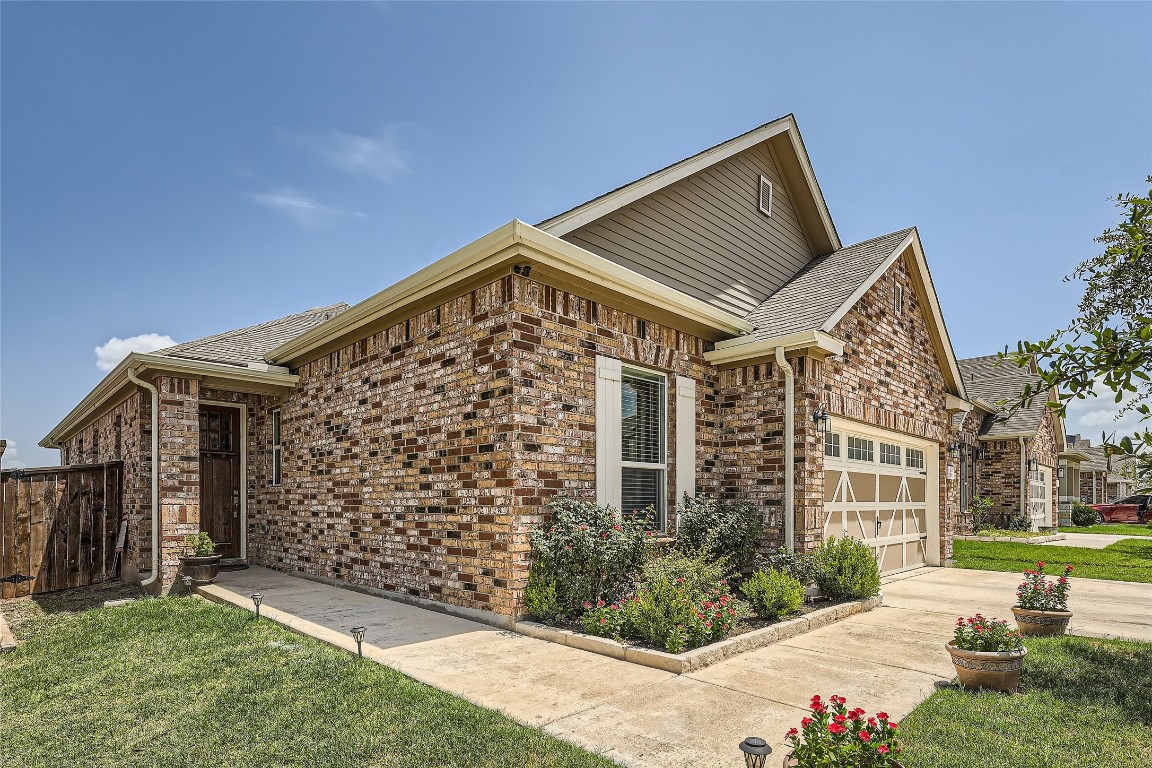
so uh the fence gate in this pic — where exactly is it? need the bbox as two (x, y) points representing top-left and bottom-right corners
(0, 462), (123, 598)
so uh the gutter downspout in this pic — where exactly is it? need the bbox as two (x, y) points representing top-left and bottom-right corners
(127, 368), (161, 589)
(775, 347), (795, 550)
(1018, 436), (1028, 526)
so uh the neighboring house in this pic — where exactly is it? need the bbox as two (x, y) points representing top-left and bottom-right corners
(954, 356), (1065, 530)
(1068, 434), (1137, 505)
(41, 115), (974, 614)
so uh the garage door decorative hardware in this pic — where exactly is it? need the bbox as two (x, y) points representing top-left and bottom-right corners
(0, 573), (32, 585)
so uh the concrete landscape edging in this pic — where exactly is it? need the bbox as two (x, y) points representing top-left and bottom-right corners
(955, 533), (1066, 544)
(513, 594), (884, 674)
(0, 609), (17, 652)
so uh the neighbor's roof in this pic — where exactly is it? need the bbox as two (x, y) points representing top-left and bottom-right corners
(743, 228), (914, 338)
(155, 304), (349, 367)
(957, 355), (1050, 437)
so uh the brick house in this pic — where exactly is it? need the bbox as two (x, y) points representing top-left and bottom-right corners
(953, 355), (1066, 530)
(41, 115), (975, 614)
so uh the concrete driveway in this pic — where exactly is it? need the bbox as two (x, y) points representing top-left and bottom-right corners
(202, 566), (1151, 768)
(1040, 531), (1149, 549)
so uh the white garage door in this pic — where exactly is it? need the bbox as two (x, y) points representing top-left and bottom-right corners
(823, 421), (940, 575)
(1030, 466), (1052, 529)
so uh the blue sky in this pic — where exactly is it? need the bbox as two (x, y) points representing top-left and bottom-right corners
(2, 1), (1149, 468)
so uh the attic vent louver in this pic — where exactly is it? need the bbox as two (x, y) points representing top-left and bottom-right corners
(758, 175), (773, 217)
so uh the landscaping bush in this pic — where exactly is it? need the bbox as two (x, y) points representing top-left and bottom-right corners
(741, 568), (805, 619)
(673, 495), (763, 569)
(814, 537), (881, 599)
(581, 551), (738, 653)
(1006, 513), (1034, 532)
(756, 546), (817, 585)
(530, 497), (652, 616)
(523, 563), (562, 623)
(969, 495), (994, 532)
(1071, 502), (1098, 528)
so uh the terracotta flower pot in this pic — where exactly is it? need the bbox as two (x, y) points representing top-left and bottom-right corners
(180, 554), (222, 585)
(946, 641), (1027, 693)
(1011, 607), (1071, 637)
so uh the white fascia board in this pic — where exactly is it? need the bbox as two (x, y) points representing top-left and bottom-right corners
(1059, 450), (1093, 463)
(972, 397), (1002, 415)
(704, 329), (845, 366)
(39, 353), (299, 448)
(539, 119), (794, 236)
(977, 432), (1038, 441)
(269, 220), (754, 365)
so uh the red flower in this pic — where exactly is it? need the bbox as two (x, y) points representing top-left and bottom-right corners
(801, 717), (813, 727)
(889, 722), (899, 731)
(1065, 565), (1074, 572)
(833, 715), (847, 725)
(1037, 561), (1046, 568)
(859, 731), (872, 742)
(787, 728), (799, 737)
(867, 717), (877, 727)
(878, 746), (890, 755)
(877, 712), (889, 721)
(810, 695), (823, 705)
(828, 723), (846, 735)
(812, 705), (826, 715)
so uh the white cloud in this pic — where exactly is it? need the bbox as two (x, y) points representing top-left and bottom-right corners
(250, 189), (366, 228)
(1, 439), (28, 469)
(1063, 379), (1151, 441)
(94, 333), (176, 372)
(290, 124), (412, 183)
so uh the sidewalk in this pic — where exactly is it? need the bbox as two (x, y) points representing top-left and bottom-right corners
(199, 566), (1151, 767)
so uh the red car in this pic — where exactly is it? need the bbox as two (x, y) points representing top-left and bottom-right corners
(1091, 494), (1150, 524)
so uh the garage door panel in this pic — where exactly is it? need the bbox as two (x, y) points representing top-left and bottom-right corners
(823, 422), (939, 575)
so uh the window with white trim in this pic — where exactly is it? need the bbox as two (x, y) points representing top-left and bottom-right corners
(595, 356), (692, 532)
(880, 442), (901, 465)
(271, 409), (282, 486)
(847, 436), (874, 462)
(620, 369), (666, 528)
(825, 431), (841, 458)
(905, 447), (925, 469)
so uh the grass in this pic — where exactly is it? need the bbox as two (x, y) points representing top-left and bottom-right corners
(1060, 523), (1152, 537)
(952, 537), (1152, 583)
(967, 528), (1052, 538)
(0, 586), (617, 768)
(900, 636), (1152, 768)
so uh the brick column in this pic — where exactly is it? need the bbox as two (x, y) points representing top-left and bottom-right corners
(157, 376), (200, 590)
(793, 355), (825, 553)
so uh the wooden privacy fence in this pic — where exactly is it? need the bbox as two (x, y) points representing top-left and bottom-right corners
(0, 462), (123, 599)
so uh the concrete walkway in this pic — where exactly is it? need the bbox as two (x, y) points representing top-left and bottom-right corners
(1039, 531), (1148, 549)
(201, 566), (1152, 768)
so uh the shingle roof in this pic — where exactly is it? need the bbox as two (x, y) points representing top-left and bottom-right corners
(153, 303), (349, 367)
(742, 228), (913, 338)
(957, 355), (1048, 437)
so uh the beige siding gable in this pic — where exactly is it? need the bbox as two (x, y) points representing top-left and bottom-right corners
(561, 143), (817, 317)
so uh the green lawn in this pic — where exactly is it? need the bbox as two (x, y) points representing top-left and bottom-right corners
(0, 585), (616, 768)
(952, 537), (1152, 583)
(1060, 523), (1152, 537)
(900, 636), (1152, 768)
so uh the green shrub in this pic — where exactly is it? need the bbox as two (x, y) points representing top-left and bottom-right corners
(183, 532), (216, 557)
(581, 552), (738, 653)
(1071, 502), (1098, 528)
(756, 546), (817, 585)
(814, 537), (880, 599)
(969, 495), (994, 532)
(1006, 513), (1034, 532)
(530, 497), (653, 616)
(741, 568), (805, 619)
(523, 563), (562, 623)
(674, 495), (763, 569)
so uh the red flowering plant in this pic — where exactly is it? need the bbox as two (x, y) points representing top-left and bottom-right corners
(1015, 561), (1074, 612)
(785, 694), (902, 767)
(952, 614), (1024, 653)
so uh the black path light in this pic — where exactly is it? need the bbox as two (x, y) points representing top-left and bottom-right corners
(181, 575), (193, 594)
(738, 737), (772, 768)
(251, 593), (263, 619)
(351, 626), (367, 658)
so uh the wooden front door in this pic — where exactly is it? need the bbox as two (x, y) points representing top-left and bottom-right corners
(199, 405), (241, 559)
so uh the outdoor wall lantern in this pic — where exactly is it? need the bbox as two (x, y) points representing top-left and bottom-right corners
(251, 593), (263, 619)
(1057, 466), (1065, 479)
(812, 406), (830, 438)
(351, 626), (367, 658)
(948, 443), (961, 455)
(1029, 458), (1039, 472)
(738, 737), (772, 768)
(974, 446), (987, 460)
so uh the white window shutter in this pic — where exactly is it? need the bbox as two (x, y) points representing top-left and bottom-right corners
(675, 375), (696, 509)
(595, 356), (622, 510)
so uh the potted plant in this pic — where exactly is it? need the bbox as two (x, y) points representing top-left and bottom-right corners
(783, 694), (903, 767)
(1011, 561), (1073, 636)
(946, 614), (1026, 693)
(179, 532), (221, 585)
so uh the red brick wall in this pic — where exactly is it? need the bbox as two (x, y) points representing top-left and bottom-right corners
(156, 376), (200, 586)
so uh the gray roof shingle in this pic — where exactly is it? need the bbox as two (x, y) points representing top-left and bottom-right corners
(153, 303), (349, 367)
(742, 228), (913, 338)
(957, 355), (1048, 437)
